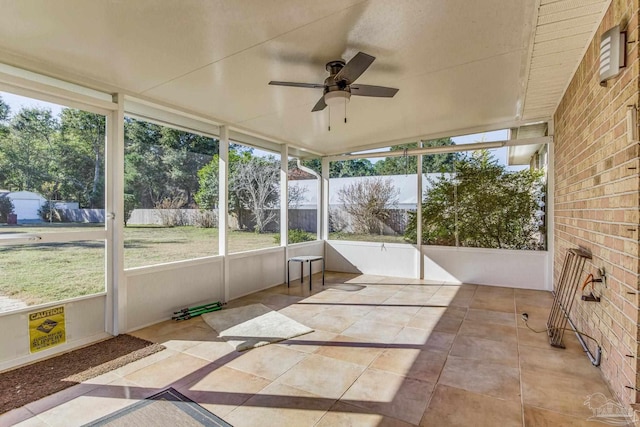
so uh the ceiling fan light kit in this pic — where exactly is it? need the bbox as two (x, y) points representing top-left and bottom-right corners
(324, 90), (351, 107)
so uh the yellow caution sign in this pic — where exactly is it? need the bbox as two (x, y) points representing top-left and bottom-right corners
(28, 306), (66, 353)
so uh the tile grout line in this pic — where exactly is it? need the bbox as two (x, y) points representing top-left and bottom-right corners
(419, 283), (478, 424)
(515, 292), (526, 426)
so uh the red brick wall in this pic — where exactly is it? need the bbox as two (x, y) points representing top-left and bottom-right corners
(554, 0), (640, 406)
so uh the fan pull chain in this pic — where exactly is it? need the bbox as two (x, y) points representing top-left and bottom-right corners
(345, 97), (348, 124)
(328, 105), (331, 131)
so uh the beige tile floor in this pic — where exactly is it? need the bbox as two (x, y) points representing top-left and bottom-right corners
(1, 272), (628, 427)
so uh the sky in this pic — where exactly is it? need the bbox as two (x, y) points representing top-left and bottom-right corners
(1, 91), (64, 117)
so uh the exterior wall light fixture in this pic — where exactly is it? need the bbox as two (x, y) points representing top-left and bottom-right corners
(599, 25), (626, 86)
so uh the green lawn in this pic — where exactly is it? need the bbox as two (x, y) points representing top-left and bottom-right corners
(0, 241), (105, 306)
(0, 225), (408, 310)
(125, 226), (287, 268)
(0, 226), (278, 309)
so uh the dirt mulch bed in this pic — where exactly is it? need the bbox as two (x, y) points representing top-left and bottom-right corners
(0, 335), (165, 415)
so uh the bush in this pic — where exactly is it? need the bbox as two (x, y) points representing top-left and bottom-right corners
(0, 197), (14, 223)
(154, 196), (188, 227)
(273, 229), (316, 245)
(336, 177), (399, 234)
(404, 150), (545, 249)
(195, 210), (218, 228)
(123, 194), (136, 226)
(38, 202), (62, 222)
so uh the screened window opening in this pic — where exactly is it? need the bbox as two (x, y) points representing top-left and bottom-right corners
(123, 117), (219, 268)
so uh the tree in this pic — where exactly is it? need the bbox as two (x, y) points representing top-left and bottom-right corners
(299, 159), (321, 175)
(0, 97), (10, 186)
(59, 109), (106, 207)
(404, 150), (544, 249)
(330, 159), (375, 178)
(159, 127), (218, 207)
(0, 105), (108, 208)
(159, 127), (218, 155)
(231, 156), (280, 232)
(0, 96), (9, 137)
(336, 177), (399, 234)
(0, 196), (14, 223)
(194, 156), (219, 209)
(163, 147), (210, 207)
(0, 96), (9, 122)
(299, 139), (456, 177)
(287, 183), (308, 209)
(193, 146), (253, 210)
(124, 118), (169, 208)
(298, 158), (376, 178)
(2, 107), (58, 192)
(421, 138), (458, 173)
(373, 138), (458, 176)
(373, 143), (418, 176)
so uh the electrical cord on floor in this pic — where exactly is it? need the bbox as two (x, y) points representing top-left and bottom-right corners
(520, 312), (600, 346)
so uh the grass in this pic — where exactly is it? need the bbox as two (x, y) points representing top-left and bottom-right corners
(0, 225), (278, 309)
(124, 226), (285, 267)
(0, 241), (105, 306)
(0, 225), (409, 310)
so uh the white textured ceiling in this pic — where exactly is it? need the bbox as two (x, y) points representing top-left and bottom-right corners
(0, 0), (610, 156)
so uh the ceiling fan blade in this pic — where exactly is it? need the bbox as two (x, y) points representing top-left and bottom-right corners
(269, 81), (325, 89)
(350, 84), (399, 97)
(334, 52), (375, 84)
(312, 96), (327, 112)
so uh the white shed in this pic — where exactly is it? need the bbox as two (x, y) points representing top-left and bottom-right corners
(5, 191), (46, 222)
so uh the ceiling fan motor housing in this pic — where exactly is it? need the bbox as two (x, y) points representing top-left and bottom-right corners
(324, 75), (350, 93)
(326, 60), (346, 75)
(325, 60), (349, 93)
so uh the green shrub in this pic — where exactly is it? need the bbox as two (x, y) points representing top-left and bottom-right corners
(404, 150), (545, 249)
(273, 229), (316, 245)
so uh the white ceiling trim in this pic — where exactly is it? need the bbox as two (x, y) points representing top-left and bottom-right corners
(322, 116), (552, 157)
(0, 64), (116, 115)
(549, 0), (611, 116)
(522, 0), (611, 120)
(327, 136), (552, 162)
(517, 0), (541, 122)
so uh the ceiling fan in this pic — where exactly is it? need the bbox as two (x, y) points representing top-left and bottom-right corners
(269, 52), (399, 112)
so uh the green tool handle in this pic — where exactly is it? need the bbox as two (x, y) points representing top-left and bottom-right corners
(183, 305), (223, 316)
(172, 305), (222, 320)
(173, 301), (222, 314)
